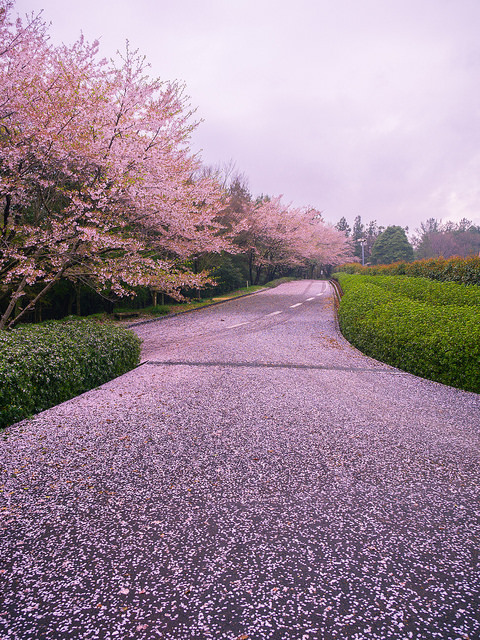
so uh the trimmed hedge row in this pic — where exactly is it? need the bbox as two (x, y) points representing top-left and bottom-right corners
(335, 256), (480, 285)
(0, 319), (141, 429)
(346, 274), (480, 307)
(335, 273), (480, 393)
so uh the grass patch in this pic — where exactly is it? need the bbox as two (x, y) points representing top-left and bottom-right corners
(264, 276), (298, 288)
(110, 280), (296, 323)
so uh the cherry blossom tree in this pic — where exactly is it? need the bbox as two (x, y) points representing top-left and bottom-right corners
(220, 184), (352, 283)
(0, 2), (352, 328)
(0, 2), (229, 329)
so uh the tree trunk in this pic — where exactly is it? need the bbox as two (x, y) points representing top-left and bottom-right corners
(268, 266), (277, 281)
(7, 268), (69, 329)
(0, 276), (28, 330)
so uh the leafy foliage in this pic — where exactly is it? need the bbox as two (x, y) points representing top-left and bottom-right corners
(335, 273), (480, 393)
(0, 319), (141, 428)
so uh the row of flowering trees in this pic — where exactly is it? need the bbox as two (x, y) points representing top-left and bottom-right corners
(214, 176), (352, 285)
(0, 1), (351, 328)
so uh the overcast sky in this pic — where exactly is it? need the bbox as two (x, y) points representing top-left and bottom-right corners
(13, 0), (480, 231)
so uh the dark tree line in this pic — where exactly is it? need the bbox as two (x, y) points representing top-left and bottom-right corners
(335, 215), (480, 265)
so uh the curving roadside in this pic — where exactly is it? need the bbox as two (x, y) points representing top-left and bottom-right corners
(0, 280), (479, 640)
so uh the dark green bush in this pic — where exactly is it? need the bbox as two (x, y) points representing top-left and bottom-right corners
(335, 273), (480, 393)
(0, 318), (141, 428)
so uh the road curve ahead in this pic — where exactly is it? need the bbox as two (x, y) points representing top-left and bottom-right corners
(1, 280), (480, 640)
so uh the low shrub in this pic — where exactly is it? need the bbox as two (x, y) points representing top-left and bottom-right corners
(347, 274), (480, 307)
(335, 256), (480, 285)
(0, 318), (141, 428)
(264, 277), (297, 288)
(335, 273), (480, 393)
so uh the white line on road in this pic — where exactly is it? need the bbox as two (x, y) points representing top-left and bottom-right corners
(266, 311), (283, 316)
(306, 297), (315, 301)
(290, 303), (303, 308)
(316, 293), (324, 297)
(227, 322), (250, 329)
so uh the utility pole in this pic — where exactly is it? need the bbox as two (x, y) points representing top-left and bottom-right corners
(359, 237), (367, 266)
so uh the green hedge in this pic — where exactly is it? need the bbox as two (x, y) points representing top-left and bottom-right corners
(335, 256), (480, 285)
(0, 319), (141, 428)
(335, 273), (480, 393)
(345, 274), (480, 307)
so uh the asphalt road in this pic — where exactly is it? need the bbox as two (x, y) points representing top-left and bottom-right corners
(1, 280), (479, 640)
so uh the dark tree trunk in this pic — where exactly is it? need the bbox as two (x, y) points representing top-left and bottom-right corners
(249, 250), (254, 285)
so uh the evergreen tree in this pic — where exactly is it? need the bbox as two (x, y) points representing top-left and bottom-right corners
(335, 216), (351, 236)
(352, 215), (365, 258)
(364, 220), (384, 262)
(370, 226), (414, 264)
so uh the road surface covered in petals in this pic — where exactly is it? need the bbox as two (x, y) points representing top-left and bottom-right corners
(1, 280), (479, 639)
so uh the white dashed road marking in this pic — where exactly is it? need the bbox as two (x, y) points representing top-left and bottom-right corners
(227, 322), (250, 329)
(316, 293), (324, 297)
(290, 303), (303, 308)
(306, 297), (315, 301)
(266, 311), (283, 316)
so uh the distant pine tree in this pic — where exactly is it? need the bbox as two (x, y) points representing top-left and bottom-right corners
(335, 216), (351, 236)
